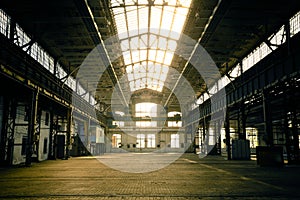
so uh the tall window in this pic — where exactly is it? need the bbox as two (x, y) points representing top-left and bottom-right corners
(135, 102), (157, 127)
(112, 121), (125, 127)
(0, 9), (10, 37)
(246, 127), (258, 149)
(112, 134), (121, 148)
(168, 111), (182, 127)
(136, 134), (145, 148)
(171, 134), (180, 148)
(147, 134), (156, 148)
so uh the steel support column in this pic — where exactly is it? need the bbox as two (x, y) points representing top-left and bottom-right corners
(25, 90), (39, 166)
(65, 107), (72, 159)
(48, 109), (55, 159)
(0, 97), (16, 165)
(217, 119), (222, 155)
(263, 91), (273, 146)
(202, 117), (206, 154)
(0, 97), (9, 164)
(239, 63), (247, 140)
(225, 111), (231, 160)
(291, 110), (299, 162)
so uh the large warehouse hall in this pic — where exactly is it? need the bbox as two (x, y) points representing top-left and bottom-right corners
(0, 0), (300, 199)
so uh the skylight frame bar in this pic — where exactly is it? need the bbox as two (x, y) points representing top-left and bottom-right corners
(121, 1), (135, 78)
(153, 6), (164, 90)
(124, 58), (172, 68)
(153, 2), (182, 89)
(118, 33), (177, 50)
(111, 0), (192, 92)
(137, 1), (141, 78)
(145, 2), (152, 89)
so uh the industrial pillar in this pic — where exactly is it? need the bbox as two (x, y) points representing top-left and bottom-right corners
(262, 91), (273, 146)
(0, 97), (17, 165)
(225, 111), (231, 160)
(48, 109), (55, 159)
(291, 110), (299, 163)
(0, 97), (9, 164)
(25, 90), (39, 166)
(217, 119), (222, 155)
(202, 117), (206, 154)
(239, 62), (247, 140)
(65, 107), (72, 159)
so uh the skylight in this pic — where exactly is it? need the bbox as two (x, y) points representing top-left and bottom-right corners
(111, 0), (192, 92)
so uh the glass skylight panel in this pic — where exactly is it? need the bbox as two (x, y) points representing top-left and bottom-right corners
(128, 73), (134, 81)
(140, 50), (147, 61)
(161, 7), (174, 37)
(121, 40), (129, 51)
(132, 51), (139, 63)
(158, 37), (167, 49)
(123, 51), (131, 65)
(149, 34), (158, 47)
(164, 52), (173, 65)
(138, 8), (148, 34)
(111, 0), (192, 92)
(150, 7), (162, 33)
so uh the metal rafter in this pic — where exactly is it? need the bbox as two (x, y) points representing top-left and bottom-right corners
(111, 0), (192, 92)
(163, 0), (223, 108)
(74, 0), (128, 107)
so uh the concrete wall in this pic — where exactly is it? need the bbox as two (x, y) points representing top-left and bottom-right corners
(107, 131), (185, 153)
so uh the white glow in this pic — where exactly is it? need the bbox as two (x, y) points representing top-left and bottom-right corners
(111, 0), (192, 92)
(135, 102), (158, 127)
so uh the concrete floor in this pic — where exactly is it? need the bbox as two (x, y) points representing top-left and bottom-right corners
(0, 153), (300, 199)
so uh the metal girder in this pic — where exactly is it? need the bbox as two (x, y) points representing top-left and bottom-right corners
(73, 0), (128, 107)
(163, 0), (224, 108)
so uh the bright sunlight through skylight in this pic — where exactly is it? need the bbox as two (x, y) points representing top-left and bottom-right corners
(111, 0), (192, 92)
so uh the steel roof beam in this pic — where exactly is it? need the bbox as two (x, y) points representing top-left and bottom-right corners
(74, 0), (128, 107)
(163, 0), (226, 108)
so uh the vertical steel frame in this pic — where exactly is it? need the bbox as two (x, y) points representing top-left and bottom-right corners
(25, 90), (39, 166)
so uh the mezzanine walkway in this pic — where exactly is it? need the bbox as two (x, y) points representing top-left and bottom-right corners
(0, 153), (300, 200)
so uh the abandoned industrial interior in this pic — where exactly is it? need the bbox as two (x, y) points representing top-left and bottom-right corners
(0, 0), (300, 199)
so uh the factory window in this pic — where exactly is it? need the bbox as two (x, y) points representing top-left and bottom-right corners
(135, 102), (157, 127)
(15, 24), (30, 48)
(147, 134), (156, 148)
(136, 121), (157, 127)
(0, 9), (10, 37)
(115, 111), (125, 116)
(113, 111), (125, 128)
(168, 121), (182, 127)
(168, 111), (182, 127)
(136, 134), (145, 148)
(0, 9), (92, 106)
(246, 127), (258, 149)
(112, 134), (122, 148)
(113, 121), (124, 127)
(201, 10), (300, 104)
(171, 134), (180, 148)
(290, 11), (300, 36)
